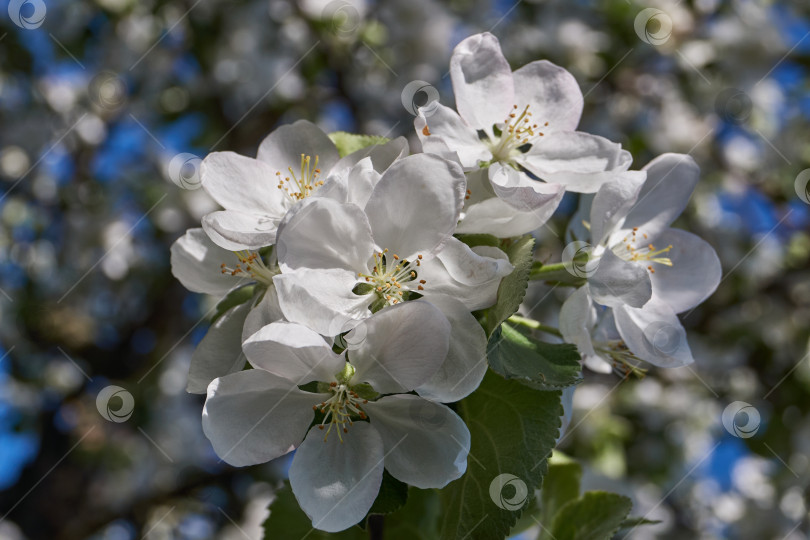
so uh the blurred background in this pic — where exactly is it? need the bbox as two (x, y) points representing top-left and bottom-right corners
(0, 0), (808, 538)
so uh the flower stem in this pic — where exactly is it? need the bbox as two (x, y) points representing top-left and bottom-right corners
(529, 261), (585, 285)
(508, 315), (562, 337)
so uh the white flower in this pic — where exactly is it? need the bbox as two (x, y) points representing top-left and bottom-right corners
(560, 153), (721, 369)
(170, 227), (283, 392)
(272, 153), (512, 400)
(415, 32), (643, 237)
(200, 120), (407, 250)
(202, 301), (471, 532)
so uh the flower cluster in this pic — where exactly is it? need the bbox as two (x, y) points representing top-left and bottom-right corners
(170, 32), (720, 532)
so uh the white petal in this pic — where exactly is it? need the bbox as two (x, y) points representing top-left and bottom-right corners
(289, 422), (384, 533)
(449, 32), (515, 134)
(648, 229), (721, 314)
(489, 164), (565, 211)
(520, 132), (637, 194)
(589, 173), (647, 246)
(512, 60), (583, 133)
(414, 103), (490, 168)
(201, 151), (287, 215)
(584, 354), (613, 374)
(458, 196), (559, 238)
(170, 228), (245, 295)
(613, 299), (694, 368)
(187, 301), (250, 394)
(589, 250), (652, 309)
(365, 395), (469, 488)
(242, 286), (284, 342)
(349, 301), (450, 393)
(364, 154), (466, 260)
(559, 286), (596, 358)
(273, 269), (371, 337)
(201, 210), (279, 251)
(414, 294), (488, 402)
(333, 136), (409, 174)
(623, 153), (700, 238)
(202, 370), (324, 466)
(321, 157), (379, 208)
(257, 120), (340, 176)
(417, 237), (512, 310)
(243, 322), (344, 384)
(276, 198), (375, 272)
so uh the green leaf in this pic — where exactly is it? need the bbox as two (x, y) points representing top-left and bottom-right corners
(212, 284), (256, 323)
(455, 233), (502, 248)
(487, 323), (582, 390)
(480, 235), (535, 336)
(548, 491), (633, 540)
(539, 457), (582, 536)
(617, 516), (661, 529)
(382, 487), (441, 540)
(261, 482), (366, 540)
(329, 131), (390, 157)
(438, 370), (563, 540)
(368, 470), (409, 516)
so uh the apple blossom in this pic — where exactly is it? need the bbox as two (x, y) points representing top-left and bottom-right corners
(560, 153), (721, 369)
(202, 301), (470, 532)
(200, 120), (407, 250)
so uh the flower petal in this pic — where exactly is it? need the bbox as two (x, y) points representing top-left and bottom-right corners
(333, 136), (409, 175)
(243, 322), (344, 384)
(417, 237), (512, 310)
(520, 132), (637, 194)
(241, 286), (284, 342)
(202, 370), (324, 466)
(289, 422), (384, 533)
(257, 120), (340, 176)
(415, 103), (490, 168)
(512, 60), (583, 133)
(365, 395), (469, 488)
(613, 299), (694, 368)
(648, 229), (721, 314)
(589, 172), (647, 246)
(458, 196), (558, 238)
(170, 228), (246, 295)
(623, 153), (700, 238)
(276, 198), (375, 272)
(364, 154), (466, 259)
(489, 164), (565, 211)
(187, 301), (250, 394)
(202, 210), (279, 251)
(559, 286), (596, 358)
(449, 32), (515, 133)
(201, 151), (287, 215)
(349, 301), (450, 393)
(589, 250), (652, 308)
(273, 268), (371, 337)
(414, 294), (488, 402)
